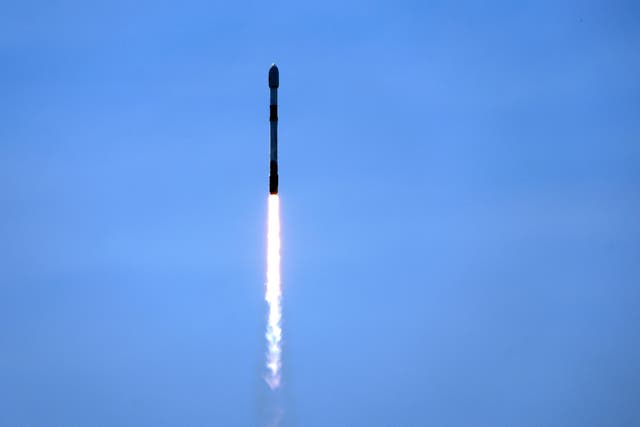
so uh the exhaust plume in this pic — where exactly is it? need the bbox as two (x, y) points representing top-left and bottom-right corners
(265, 194), (282, 389)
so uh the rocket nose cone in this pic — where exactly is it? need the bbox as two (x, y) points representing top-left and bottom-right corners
(269, 64), (279, 88)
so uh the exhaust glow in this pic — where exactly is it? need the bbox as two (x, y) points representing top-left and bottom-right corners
(265, 194), (282, 389)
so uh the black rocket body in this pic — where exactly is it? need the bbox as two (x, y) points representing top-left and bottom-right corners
(269, 64), (279, 195)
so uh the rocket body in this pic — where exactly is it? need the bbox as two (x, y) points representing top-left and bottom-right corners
(269, 64), (279, 194)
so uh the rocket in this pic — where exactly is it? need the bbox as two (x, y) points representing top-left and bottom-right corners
(269, 64), (279, 194)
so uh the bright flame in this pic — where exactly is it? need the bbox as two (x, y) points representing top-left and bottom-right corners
(265, 194), (282, 389)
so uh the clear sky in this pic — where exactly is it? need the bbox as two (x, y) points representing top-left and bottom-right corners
(1, 1), (639, 426)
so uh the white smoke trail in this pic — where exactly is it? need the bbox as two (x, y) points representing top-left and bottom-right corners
(265, 194), (282, 389)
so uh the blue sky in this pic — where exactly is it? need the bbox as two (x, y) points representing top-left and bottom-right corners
(1, 1), (639, 426)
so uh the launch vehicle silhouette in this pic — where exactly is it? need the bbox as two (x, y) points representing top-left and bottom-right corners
(269, 64), (279, 194)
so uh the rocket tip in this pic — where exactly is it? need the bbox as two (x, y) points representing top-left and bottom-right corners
(269, 64), (279, 88)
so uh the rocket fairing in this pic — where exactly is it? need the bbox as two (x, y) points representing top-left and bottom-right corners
(269, 64), (279, 195)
